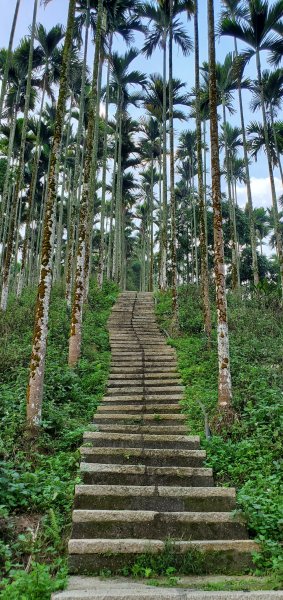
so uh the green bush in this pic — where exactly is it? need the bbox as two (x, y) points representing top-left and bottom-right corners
(0, 279), (118, 589)
(156, 285), (283, 576)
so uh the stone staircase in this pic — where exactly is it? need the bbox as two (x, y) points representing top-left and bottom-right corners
(65, 292), (258, 583)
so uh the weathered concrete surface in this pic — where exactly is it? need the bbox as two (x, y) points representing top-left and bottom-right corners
(52, 577), (283, 599)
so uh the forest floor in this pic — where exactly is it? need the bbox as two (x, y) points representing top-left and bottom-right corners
(0, 281), (282, 598)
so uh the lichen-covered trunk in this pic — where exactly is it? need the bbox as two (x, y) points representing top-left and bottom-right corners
(194, 0), (211, 342)
(65, 2), (90, 306)
(26, 0), (76, 430)
(32, 179), (47, 286)
(0, 0), (21, 125)
(0, 0), (38, 311)
(54, 99), (73, 282)
(68, 0), (103, 367)
(256, 50), (283, 299)
(208, 0), (232, 408)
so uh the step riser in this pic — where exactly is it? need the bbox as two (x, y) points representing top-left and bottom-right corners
(106, 388), (183, 395)
(80, 454), (205, 467)
(101, 398), (183, 405)
(93, 418), (186, 426)
(72, 521), (247, 541)
(81, 472), (214, 487)
(96, 408), (182, 415)
(83, 439), (200, 450)
(110, 368), (177, 373)
(68, 549), (256, 576)
(74, 495), (235, 512)
(107, 382), (183, 388)
(93, 425), (188, 434)
(102, 396), (183, 402)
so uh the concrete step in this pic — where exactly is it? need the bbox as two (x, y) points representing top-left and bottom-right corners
(80, 447), (205, 467)
(71, 509), (247, 541)
(52, 577), (282, 600)
(108, 373), (180, 380)
(80, 463), (214, 487)
(93, 414), (186, 426)
(92, 425), (188, 435)
(83, 432), (200, 449)
(102, 395), (183, 403)
(106, 387), (183, 395)
(107, 379), (182, 387)
(68, 539), (259, 575)
(110, 368), (144, 374)
(74, 485), (236, 512)
(96, 405), (183, 414)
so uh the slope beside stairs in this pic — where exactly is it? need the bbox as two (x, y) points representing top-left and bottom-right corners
(53, 292), (274, 600)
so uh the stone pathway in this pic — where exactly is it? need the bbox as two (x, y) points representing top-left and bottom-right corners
(53, 292), (281, 599)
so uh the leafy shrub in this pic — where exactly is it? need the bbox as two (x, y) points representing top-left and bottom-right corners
(0, 279), (118, 588)
(156, 286), (283, 575)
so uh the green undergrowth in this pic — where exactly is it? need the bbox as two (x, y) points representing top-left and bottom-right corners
(144, 576), (278, 591)
(0, 279), (118, 597)
(155, 285), (283, 588)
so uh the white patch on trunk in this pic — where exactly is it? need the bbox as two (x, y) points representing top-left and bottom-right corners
(217, 321), (232, 405)
(0, 281), (9, 311)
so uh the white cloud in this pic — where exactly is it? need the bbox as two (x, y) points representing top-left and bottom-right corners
(235, 177), (282, 210)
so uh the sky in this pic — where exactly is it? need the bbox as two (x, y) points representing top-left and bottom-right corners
(0, 0), (282, 217)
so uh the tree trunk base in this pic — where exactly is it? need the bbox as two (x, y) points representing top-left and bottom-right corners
(211, 405), (238, 435)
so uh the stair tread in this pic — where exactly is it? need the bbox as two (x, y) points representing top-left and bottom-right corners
(72, 510), (242, 523)
(80, 463), (212, 476)
(75, 484), (235, 497)
(68, 538), (259, 554)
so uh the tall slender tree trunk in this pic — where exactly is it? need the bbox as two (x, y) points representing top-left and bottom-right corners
(149, 153), (154, 292)
(256, 50), (283, 299)
(17, 81), (46, 296)
(222, 102), (239, 291)
(1, 0), (38, 311)
(208, 0), (233, 409)
(160, 36), (167, 290)
(98, 35), (113, 287)
(84, 53), (103, 298)
(54, 95), (73, 282)
(270, 103), (283, 184)
(0, 101), (19, 262)
(68, 0), (103, 367)
(169, 0), (177, 322)
(113, 100), (123, 284)
(65, 0), (90, 306)
(194, 0), (211, 342)
(0, 0), (21, 124)
(234, 38), (258, 287)
(26, 0), (76, 431)
(107, 120), (119, 280)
